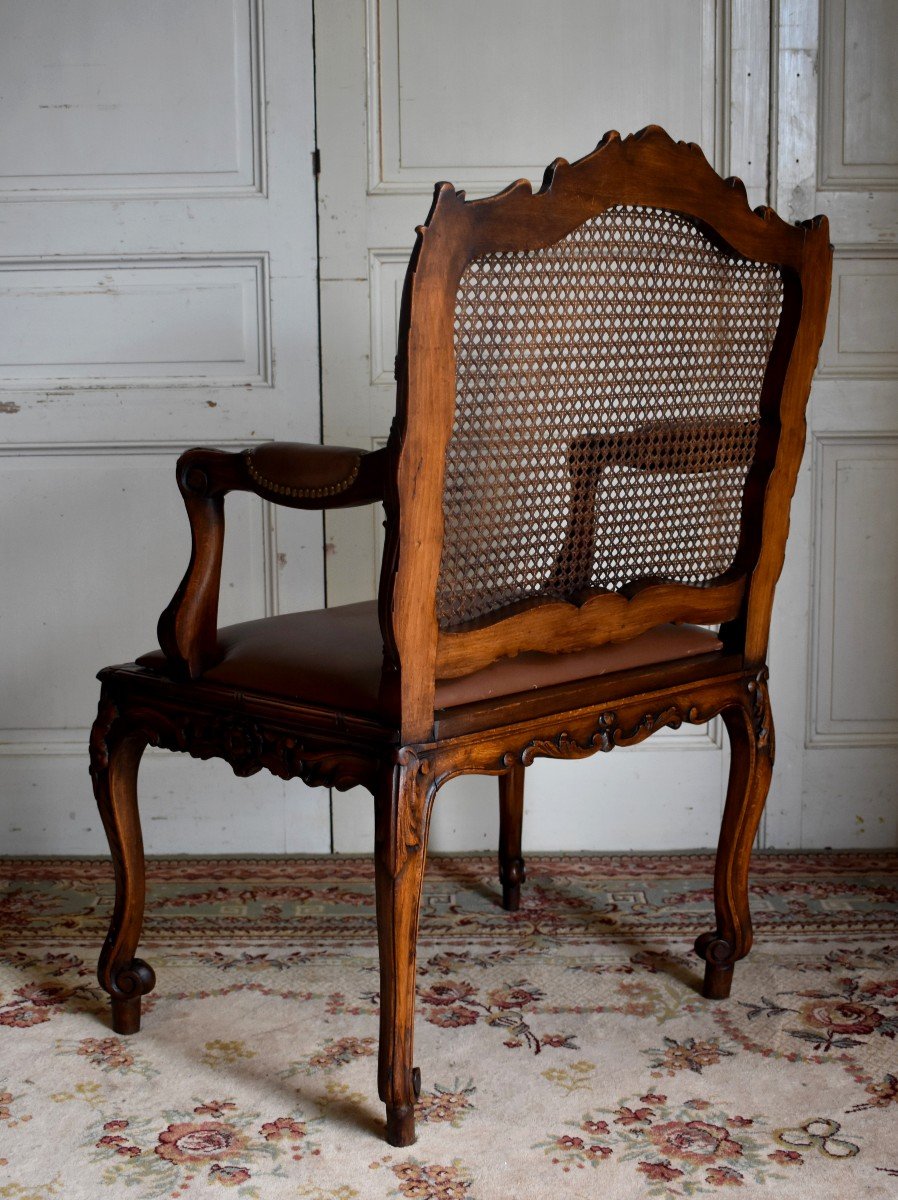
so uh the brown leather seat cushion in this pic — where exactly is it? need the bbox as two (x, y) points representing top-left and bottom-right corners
(137, 601), (722, 716)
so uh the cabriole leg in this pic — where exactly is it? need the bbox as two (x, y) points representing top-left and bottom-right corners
(695, 676), (774, 999)
(374, 753), (431, 1147)
(90, 697), (156, 1034)
(498, 763), (526, 911)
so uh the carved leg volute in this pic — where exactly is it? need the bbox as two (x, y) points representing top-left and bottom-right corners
(695, 672), (774, 1000)
(498, 763), (526, 912)
(374, 750), (432, 1147)
(90, 694), (156, 1033)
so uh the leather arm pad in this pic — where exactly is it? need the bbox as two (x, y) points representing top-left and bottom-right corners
(157, 441), (387, 677)
(176, 441), (387, 509)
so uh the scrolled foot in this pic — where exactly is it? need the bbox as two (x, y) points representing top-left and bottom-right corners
(385, 1104), (416, 1147)
(105, 957), (156, 1034)
(694, 932), (736, 1000)
(500, 857), (525, 912)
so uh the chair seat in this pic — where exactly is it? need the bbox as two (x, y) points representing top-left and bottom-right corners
(137, 601), (722, 717)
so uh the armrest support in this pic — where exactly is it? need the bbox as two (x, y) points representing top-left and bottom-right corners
(157, 442), (387, 677)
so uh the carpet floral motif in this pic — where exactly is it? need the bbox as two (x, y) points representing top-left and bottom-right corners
(389, 1158), (474, 1200)
(417, 971), (578, 1053)
(415, 1082), (476, 1129)
(737, 972), (898, 1051)
(84, 1097), (320, 1197)
(1, 852), (897, 1198)
(537, 1091), (832, 1192)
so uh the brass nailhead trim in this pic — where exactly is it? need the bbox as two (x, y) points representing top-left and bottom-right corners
(243, 450), (360, 498)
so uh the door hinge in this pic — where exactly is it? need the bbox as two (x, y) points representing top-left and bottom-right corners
(312, 147), (321, 177)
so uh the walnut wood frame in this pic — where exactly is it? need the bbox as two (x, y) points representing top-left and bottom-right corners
(89, 127), (831, 1148)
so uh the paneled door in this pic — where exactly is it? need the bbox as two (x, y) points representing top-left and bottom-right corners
(769, 0), (898, 847)
(315, 0), (776, 852)
(0, 1), (329, 852)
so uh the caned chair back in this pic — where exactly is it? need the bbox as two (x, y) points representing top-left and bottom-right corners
(383, 128), (831, 737)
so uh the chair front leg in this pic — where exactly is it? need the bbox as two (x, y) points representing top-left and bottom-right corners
(374, 751), (432, 1147)
(695, 675), (774, 999)
(498, 763), (526, 911)
(90, 697), (156, 1034)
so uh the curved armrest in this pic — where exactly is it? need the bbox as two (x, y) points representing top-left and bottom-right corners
(157, 442), (387, 677)
(176, 441), (387, 507)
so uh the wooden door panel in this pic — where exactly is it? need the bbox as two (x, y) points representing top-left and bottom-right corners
(0, 0), (263, 198)
(371, 0), (721, 193)
(0, 1), (328, 852)
(318, 0), (771, 851)
(770, 0), (898, 848)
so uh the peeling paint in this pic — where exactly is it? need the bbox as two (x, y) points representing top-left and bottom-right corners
(0, 401), (21, 414)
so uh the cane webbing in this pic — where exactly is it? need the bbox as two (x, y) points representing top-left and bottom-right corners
(437, 204), (784, 629)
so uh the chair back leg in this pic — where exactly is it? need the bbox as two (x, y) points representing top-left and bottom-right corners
(695, 674), (775, 998)
(498, 763), (526, 911)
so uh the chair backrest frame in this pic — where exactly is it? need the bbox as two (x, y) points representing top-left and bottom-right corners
(381, 127), (832, 740)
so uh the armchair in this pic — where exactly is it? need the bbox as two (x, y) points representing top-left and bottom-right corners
(89, 126), (831, 1147)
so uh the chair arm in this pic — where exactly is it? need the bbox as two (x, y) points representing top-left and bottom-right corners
(176, 441), (387, 507)
(157, 442), (387, 677)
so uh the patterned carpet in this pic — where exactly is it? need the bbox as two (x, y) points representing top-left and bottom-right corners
(1, 852), (897, 1198)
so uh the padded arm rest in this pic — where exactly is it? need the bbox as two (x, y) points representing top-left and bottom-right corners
(157, 442), (388, 677)
(178, 441), (387, 509)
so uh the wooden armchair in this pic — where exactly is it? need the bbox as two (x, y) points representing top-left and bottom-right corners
(90, 127), (831, 1147)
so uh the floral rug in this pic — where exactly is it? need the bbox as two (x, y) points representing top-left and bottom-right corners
(1, 852), (897, 1199)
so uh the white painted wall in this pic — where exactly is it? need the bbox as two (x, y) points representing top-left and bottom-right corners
(2, 1), (895, 855)
(0, 0), (328, 853)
